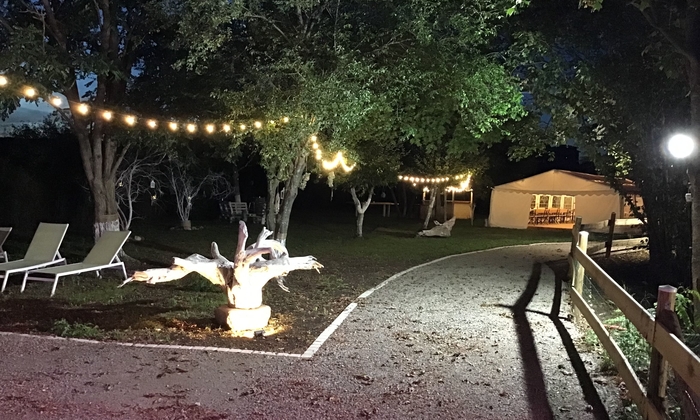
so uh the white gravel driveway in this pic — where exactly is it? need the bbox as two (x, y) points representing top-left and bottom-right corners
(0, 243), (622, 419)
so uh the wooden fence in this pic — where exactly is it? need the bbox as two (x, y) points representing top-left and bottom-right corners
(578, 213), (647, 257)
(569, 223), (700, 419)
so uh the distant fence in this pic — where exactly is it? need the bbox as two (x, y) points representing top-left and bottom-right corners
(578, 213), (647, 258)
(568, 220), (700, 419)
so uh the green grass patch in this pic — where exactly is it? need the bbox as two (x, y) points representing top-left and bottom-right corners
(0, 212), (569, 352)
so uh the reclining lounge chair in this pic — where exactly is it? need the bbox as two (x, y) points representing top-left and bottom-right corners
(0, 223), (68, 293)
(0, 227), (11, 262)
(25, 230), (131, 297)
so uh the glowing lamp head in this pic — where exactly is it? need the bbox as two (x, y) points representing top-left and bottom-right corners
(205, 124), (215, 133)
(310, 135), (318, 142)
(254, 121), (262, 129)
(668, 133), (695, 159)
(102, 111), (113, 121)
(124, 115), (136, 126)
(23, 87), (36, 98)
(168, 122), (178, 131)
(239, 124), (247, 131)
(282, 116), (290, 123)
(398, 175), (403, 180)
(50, 96), (63, 107)
(222, 124), (231, 133)
(76, 103), (89, 115)
(186, 123), (197, 133)
(0, 75), (7, 86)
(147, 120), (157, 129)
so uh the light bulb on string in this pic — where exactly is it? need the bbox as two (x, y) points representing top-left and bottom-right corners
(222, 124), (231, 133)
(23, 87), (36, 98)
(0, 75), (7, 86)
(254, 121), (262, 129)
(310, 135), (318, 142)
(76, 103), (89, 115)
(147, 120), (157, 129)
(239, 124), (246, 131)
(102, 111), (113, 121)
(124, 115), (136, 126)
(168, 122), (178, 131)
(282, 116), (290, 123)
(186, 123), (197, 133)
(205, 124), (215, 133)
(49, 96), (63, 107)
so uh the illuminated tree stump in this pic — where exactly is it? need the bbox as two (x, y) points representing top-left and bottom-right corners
(123, 222), (322, 332)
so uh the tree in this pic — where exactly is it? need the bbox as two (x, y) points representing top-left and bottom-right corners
(576, 0), (700, 320)
(171, 0), (526, 244)
(0, 0), (192, 240)
(115, 151), (165, 231)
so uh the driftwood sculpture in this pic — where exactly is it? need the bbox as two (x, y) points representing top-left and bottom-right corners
(121, 221), (322, 331)
(417, 216), (456, 237)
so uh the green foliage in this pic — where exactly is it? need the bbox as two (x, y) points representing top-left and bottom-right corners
(605, 310), (652, 374)
(51, 319), (105, 340)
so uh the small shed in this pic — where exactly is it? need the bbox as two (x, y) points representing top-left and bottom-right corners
(487, 169), (640, 229)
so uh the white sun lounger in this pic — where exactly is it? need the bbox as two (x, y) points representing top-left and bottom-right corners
(0, 223), (68, 293)
(0, 227), (11, 262)
(25, 230), (131, 297)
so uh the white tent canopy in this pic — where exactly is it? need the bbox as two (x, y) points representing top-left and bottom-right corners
(487, 169), (637, 229)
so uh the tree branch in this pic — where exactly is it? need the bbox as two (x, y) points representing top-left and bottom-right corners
(640, 7), (695, 62)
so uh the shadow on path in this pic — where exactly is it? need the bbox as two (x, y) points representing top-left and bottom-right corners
(501, 261), (610, 420)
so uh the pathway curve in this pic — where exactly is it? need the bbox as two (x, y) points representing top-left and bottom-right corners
(0, 244), (622, 419)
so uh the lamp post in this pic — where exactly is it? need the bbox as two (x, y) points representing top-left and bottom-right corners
(667, 132), (699, 324)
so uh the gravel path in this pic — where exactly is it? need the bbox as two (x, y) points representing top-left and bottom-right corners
(0, 243), (622, 419)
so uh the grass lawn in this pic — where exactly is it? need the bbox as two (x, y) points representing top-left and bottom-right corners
(0, 212), (571, 353)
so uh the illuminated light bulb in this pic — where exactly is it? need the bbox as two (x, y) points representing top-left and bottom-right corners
(398, 175), (403, 180)
(668, 133), (695, 159)
(312, 143), (319, 150)
(254, 121), (262, 129)
(315, 152), (322, 160)
(269, 120), (275, 125)
(310, 135), (318, 142)
(409, 177), (415, 182)
(102, 111), (113, 120)
(0, 75), (7, 86)
(168, 122), (178, 131)
(186, 123), (197, 133)
(49, 96), (63, 107)
(147, 120), (157, 129)
(222, 124), (231, 133)
(205, 124), (215, 133)
(124, 115), (136, 126)
(282, 116), (290, 123)
(413, 183), (417, 186)
(76, 103), (89, 115)
(24, 87), (36, 98)
(239, 124), (246, 131)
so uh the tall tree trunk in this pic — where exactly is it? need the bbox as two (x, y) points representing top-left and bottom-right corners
(423, 186), (438, 229)
(265, 177), (280, 232)
(350, 186), (375, 238)
(687, 9), (700, 323)
(232, 168), (242, 203)
(274, 154), (307, 245)
(400, 183), (408, 217)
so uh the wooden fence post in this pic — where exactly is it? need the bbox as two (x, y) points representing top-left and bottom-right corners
(572, 231), (589, 323)
(568, 217), (583, 281)
(647, 285), (677, 414)
(605, 212), (617, 258)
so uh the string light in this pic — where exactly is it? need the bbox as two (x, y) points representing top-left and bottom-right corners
(322, 151), (355, 173)
(239, 124), (247, 131)
(254, 121), (262, 129)
(186, 123), (197, 133)
(0, 76), (7, 86)
(205, 124), (215, 133)
(147, 119), (158, 129)
(23, 87), (36, 98)
(102, 111), (113, 120)
(282, 116), (290, 123)
(310, 135), (318, 142)
(168, 122), (178, 131)
(222, 124), (231, 133)
(76, 103), (90, 115)
(49, 96), (63, 107)
(124, 115), (136, 126)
